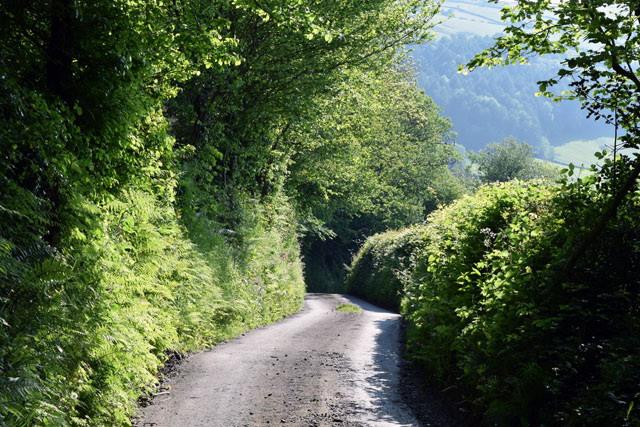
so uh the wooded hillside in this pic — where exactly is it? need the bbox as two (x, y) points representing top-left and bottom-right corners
(411, 33), (611, 153)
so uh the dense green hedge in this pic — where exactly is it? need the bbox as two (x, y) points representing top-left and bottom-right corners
(0, 58), (305, 425)
(348, 180), (640, 425)
(346, 227), (422, 311)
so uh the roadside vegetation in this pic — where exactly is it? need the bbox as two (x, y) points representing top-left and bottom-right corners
(348, 180), (640, 424)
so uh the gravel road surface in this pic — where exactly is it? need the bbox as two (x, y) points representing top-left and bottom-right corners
(137, 293), (459, 426)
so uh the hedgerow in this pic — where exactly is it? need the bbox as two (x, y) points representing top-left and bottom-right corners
(0, 81), (304, 426)
(349, 180), (640, 425)
(346, 227), (423, 311)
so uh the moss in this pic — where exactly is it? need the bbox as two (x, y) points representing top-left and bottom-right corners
(335, 304), (361, 313)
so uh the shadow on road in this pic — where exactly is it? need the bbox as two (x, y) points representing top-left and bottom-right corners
(347, 294), (470, 426)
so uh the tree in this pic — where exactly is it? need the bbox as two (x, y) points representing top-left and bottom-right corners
(469, 136), (559, 183)
(462, 0), (640, 271)
(286, 62), (459, 291)
(169, 0), (443, 225)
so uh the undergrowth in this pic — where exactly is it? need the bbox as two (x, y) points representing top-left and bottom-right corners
(1, 162), (304, 426)
(346, 227), (423, 312)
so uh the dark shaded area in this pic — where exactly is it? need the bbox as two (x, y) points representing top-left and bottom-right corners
(303, 237), (355, 294)
(136, 351), (188, 411)
(396, 321), (475, 426)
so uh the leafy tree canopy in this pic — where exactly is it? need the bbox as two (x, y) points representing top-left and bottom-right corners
(469, 136), (560, 183)
(462, 0), (640, 271)
(287, 62), (459, 234)
(287, 61), (461, 291)
(169, 0), (444, 213)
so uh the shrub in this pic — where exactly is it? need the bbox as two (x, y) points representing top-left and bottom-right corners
(0, 183), (305, 426)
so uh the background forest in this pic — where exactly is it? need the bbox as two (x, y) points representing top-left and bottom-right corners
(411, 0), (615, 167)
(412, 34), (611, 155)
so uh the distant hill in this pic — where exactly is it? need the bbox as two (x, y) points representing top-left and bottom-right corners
(412, 0), (613, 162)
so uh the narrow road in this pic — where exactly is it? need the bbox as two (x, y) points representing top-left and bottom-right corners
(138, 294), (456, 426)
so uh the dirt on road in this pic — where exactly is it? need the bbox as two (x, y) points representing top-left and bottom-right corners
(136, 294), (462, 426)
